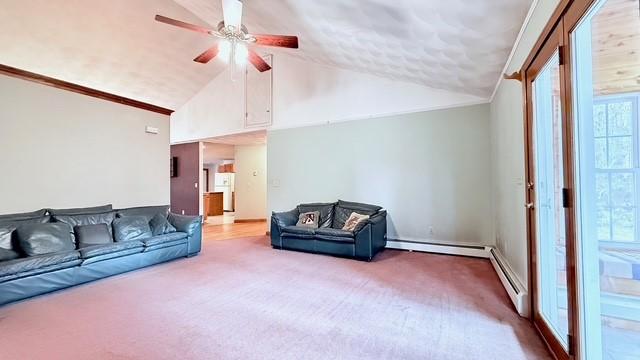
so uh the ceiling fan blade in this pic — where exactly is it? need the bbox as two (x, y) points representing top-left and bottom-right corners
(194, 44), (220, 63)
(248, 50), (272, 72)
(222, 0), (243, 29)
(155, 15), (213, 35)
(252, 34), (299, 49)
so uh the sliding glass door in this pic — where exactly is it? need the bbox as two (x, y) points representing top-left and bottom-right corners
(524, 0), (639, 358)
(526, 26), (575, 360)
(571, 0), (640, 358)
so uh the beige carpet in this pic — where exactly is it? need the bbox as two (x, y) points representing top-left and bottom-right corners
(0, 237), (551, 359)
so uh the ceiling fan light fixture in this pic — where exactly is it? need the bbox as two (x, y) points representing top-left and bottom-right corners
(234, 42), (249, 65)
(218, 39), (231, 63)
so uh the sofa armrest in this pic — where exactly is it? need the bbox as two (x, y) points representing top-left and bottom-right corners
(272, 209), (299, 228)
(168, 213), (203, 256)
(270, 209), (298, 248)
(354, 210), (387, 260)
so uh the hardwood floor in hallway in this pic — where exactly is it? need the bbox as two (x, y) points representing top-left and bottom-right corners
(203, 221), (268, 241)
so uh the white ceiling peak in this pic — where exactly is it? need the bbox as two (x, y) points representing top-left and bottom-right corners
(174, 0), (533, 99)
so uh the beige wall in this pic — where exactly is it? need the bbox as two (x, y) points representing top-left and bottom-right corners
(234, 145), (267, 220)
(490, 0), (561, 288)
(268, 104), (493, 246)
(0, 75), (170, 214)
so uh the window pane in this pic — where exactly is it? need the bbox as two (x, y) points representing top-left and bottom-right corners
(596, 173), (610, 206)
(608, 137), (633, 169)
(597, 206), (611, 241)
(607, 101), (633, 136)
(610, 173), (635, 207)
(594, 103), (607, 137)
(611, 207), (635, 242)
(595, 138), (608, 169)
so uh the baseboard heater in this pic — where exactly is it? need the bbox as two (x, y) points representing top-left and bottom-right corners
(386, 239), (529, 317)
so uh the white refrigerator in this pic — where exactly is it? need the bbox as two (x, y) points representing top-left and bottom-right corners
(214, 173), (235, 211)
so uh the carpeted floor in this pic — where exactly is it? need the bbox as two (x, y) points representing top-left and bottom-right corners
(0, 237), (551, 360)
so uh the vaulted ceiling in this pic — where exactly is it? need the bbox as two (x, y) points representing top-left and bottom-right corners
(0, 0), (533, 110)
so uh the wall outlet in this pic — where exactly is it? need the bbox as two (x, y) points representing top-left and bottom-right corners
(428, 226), (434, 236)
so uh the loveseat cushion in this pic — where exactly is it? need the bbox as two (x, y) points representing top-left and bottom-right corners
(282, 226), (316, 236)
(79, 240), (144, 259)
(149, 213), (177, 236)
(53, 211), (116, 242)
(0, 250), (80, 278)
(0, 216), (50, 259)
(75, 224), (113, 247)
(117, 205), (170, 222)
(337, 200), (383, 213)
(47, 204), (113, 216)
(16, 223), (75, 256)
(143, 232), (188, 252)
(112, 216), (152, 242)
(315, 228), (354, 238)
(297, 203), (336, 228)
(333, 201), (381, 230)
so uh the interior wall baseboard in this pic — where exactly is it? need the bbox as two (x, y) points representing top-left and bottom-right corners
(234, 218), (267, 223)
(488, 247), (529, 317)
(386, 239), (490, 258)
(385, 239), (529, 317)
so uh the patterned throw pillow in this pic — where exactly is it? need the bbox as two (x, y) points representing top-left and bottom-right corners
(342, 212), (370, 231)
(296, 211), (320, 229)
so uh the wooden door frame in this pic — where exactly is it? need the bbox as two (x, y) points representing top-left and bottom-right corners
(520, 0), (597, 359)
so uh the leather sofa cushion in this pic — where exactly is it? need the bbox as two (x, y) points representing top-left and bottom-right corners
(48, 204), (113, 216)
(116, 205), (170, 222)
(315, 228), (354, 238)
(0, 248), (20, 261)
(112, 216), (152, 242)
(75, 224), (113, 247)
(297, 203), (336, 228)
(0, 209), (47, 221)
(16, 223), (75, 256)
(315, 235), (355, 243)
(282, 226), (315, 236)
(79, 240), (144, 259)
(333, 203), (379, 230)
(0, 250), (80, 277)
(149, 213), (177, 236)
(53, 211), (116, 242)
(337, 200), (383, 213)
(0, 216), (51, 257)
(143, 233), (188, 252)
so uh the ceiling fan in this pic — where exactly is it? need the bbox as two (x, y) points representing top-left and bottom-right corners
(155, 0), (298, 73)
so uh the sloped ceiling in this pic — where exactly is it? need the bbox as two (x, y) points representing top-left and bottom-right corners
(0, 0), (532, 110)
(174, 0), (533, 98)
(0, 0), (226, 110)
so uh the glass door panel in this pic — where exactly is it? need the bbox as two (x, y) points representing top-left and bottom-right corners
(532, 50), (570, 349)
(572, 0), (640, 358)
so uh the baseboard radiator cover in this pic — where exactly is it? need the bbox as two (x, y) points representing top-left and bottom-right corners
(385, 239), (529, 317)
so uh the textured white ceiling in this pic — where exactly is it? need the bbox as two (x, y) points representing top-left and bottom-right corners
(0, 0), (531, 110)
(174, 0), (533, 98)
(0, 0), (226, 110)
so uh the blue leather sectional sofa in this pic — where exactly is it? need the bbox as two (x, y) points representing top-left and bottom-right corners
(0, 204), (202, 306)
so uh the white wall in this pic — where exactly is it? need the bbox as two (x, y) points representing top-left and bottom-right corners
(268, 104), (493, 246)
(170, 55), (485, 143)
(234, 145), (267, 220)
(0, 75), (170, 214)
(490, 0), (561, 287)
